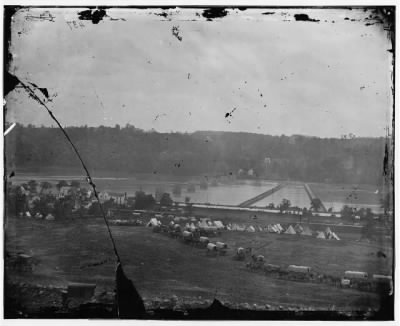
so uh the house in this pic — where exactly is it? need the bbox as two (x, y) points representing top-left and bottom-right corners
(85, 189), (93, 198)
(77, 188), (92, 199)
(57, 186), (72, 199)
(109, 192), (127, 205)
(47, 202), (55, 209)
(28, 195), (40, 209)
(126, 197), (135, 207)
(40, 188), (53, 196)
(98, 191), (111, 203)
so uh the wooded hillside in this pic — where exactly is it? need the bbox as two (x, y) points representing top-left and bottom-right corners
(5, 124), (389, 185)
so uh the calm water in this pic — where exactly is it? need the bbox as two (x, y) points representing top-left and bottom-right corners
(170, 183), (277, 205)
(12, 174), (276, 206)
(310, 183), (383, 213)
(251, 184), (310, 208)
(324, 202), (382, 214)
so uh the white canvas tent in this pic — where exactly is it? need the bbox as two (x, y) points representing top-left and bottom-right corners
(214, 221), (224, 229)
(269, 225), (278, 233)
(276, 224), (284, 233)
(247, 225), (256, 232)
(285, 225), (296, 235)
(147, 218), (161, 227)
(198, 220), (208, 229)
(330, 231), (340, 240)
(301, 225), (313, 236)
(294, 224), (304, 234)
(45, 214), (55, 221)
(236, 224), (246, 231)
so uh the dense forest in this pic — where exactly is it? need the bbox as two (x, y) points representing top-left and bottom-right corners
(5, 124), (391, 185)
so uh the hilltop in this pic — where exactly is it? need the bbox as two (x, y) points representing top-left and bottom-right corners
(5, 124), (390, 185)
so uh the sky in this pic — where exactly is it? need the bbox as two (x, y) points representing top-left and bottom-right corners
(6, 7), (393, 138)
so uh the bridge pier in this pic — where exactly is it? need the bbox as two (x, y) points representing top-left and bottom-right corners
(304, 183), (327, 212)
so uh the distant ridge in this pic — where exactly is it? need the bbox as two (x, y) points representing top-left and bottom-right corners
(5, 124), (389, 185)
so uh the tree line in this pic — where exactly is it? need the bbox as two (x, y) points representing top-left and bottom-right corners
(5, 124), (390, 185)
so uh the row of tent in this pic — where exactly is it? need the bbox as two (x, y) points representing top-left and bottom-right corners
(227, 224), (264, 232)
(197, 220), (224, 230)
(173, 216), (198, 223)
(278, 224), (341, 240)
(226, 223), (285, 233)
(317, 227), (341, 240)
(147, 218), (226, 231)
(226, 223), (340, 240)
(153, 214), (198, 223)
(285, 224), (312, 236)
(19, 211), (55, 220)
(147, 217), (341, 241)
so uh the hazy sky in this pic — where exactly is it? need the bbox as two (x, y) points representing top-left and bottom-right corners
(6, 7), (393, 137)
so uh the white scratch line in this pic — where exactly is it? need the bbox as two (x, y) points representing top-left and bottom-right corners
(4, 123), (16, 136)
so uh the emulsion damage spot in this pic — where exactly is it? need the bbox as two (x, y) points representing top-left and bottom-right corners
(78, 9), (107, 24)
(202, 8), (228, 21)
(294, 14), (320, 22)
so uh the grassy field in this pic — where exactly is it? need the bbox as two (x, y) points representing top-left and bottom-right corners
(216, 232), (392, 277)
(5, 215), (392, 312)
